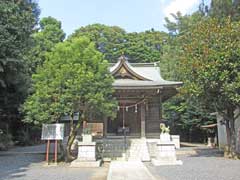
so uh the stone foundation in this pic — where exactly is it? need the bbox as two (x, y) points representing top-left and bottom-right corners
(151, 141), (182, 166)
(171, 135), (180, 149)
(77, 142), (96, 161)
(70, 141), (101, 167)
(70, 159), (101, 167)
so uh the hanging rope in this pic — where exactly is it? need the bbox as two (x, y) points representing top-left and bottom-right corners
(117, 88), (161, 110)
(118, 98), (146, 109)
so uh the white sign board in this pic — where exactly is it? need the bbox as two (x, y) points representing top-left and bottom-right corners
(41, 123), (64, 140)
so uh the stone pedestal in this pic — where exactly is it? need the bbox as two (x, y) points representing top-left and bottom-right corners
(82, 134), (92, 143)
(152, 141), (182, 166)
(70, 141), (101, 167)
(160, 133), (171, 142)
(171, 135), (180, 149)
(77, 142), (96, 161)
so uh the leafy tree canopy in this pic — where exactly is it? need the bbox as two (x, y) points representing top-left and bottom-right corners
(0, 0), (39, 117)
(26, 16), (65, 74)
(69, 24), (168, 63)
(178, 17), (240, 154)
(69, 24), (126, 62)
(22, 37), (116, 125)
(164, 11), (204, 36)
(209, 0), (240, 21)
(179, 18), (240, 109)
(22, 36), (116, 160)
(124, 30), (167, 63)
(160, 0), (240, 144)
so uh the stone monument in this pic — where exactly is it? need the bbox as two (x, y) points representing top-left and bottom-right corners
(152, 123), (182, 166)
(70, 128), (101, 167)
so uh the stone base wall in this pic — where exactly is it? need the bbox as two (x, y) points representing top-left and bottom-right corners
(77, 142), (96, 161)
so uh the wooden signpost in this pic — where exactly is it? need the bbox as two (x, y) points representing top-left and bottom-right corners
(41, 123), (64, 164)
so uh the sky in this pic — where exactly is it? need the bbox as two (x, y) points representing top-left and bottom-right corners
(38, 0), (205, 36)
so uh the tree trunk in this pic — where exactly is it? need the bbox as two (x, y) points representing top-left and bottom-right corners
(225, 119), (231, 155)
(224, 107), (236, 158)
(65, 117), (82, 162)
(229, 108), (236, 157)
(66, 128), (76, 162)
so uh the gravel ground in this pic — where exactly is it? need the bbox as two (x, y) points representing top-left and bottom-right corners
(0, 149), (108, 180)
(1, 145), (240, 180)
(146, 148), (240, 180)
(6, 143), (53, 154)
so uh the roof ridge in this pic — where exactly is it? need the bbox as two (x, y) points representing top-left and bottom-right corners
(109, 62), (160, 67)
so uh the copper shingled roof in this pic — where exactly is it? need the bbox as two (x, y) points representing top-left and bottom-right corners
(109, 56), (183, 89)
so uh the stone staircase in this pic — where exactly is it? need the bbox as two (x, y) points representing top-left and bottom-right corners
(127, 138), (150, 161)
(97, 138), (150, 162)
(99, 138), (129, 161)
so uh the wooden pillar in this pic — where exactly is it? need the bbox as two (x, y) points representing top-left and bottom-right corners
(46, 140), (50, 164)
(54, 140), (58, 164)
(141, 103), (146, 138)
(159, 94), (162, 120)
(103, 116), (108, 137)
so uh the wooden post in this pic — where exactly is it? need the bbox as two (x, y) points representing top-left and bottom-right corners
(103, 116), (108, 137)
(159, 94), (162, 120)
(54, 140), (58, 164)
(46, 140), (50, 163)
(141, 103), (146, 138)
(83, 120), (87, 129)
(123, 103), (125, 128)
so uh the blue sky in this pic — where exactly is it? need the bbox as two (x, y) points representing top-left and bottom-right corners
(38, 0), (205, 36)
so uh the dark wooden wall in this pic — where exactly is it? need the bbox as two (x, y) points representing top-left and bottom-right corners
(146, 96), (161, 137)
(107, 105), (141, 136)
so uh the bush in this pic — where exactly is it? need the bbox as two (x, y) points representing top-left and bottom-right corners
(15, 126), (41, 146)
(0, 131), (14, 150)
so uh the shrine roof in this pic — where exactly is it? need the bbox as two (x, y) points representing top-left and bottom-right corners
(109, 56), (183, 89)
(112, 79), (182, 89)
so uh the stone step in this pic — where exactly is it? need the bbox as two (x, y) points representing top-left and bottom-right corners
(100, 138), (151, 161)
(127, 139), (150, 162)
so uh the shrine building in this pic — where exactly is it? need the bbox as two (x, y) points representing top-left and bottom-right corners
(62, 55), (182, 139)
(101, 55), (182, 138)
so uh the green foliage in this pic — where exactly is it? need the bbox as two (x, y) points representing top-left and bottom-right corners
(25, 16), (65, 74)
(15, 125), (41, 146)
(177, 17), (240, 149)
(192, 0), (240, 22)
(69, 24), (126, 62)
(164, 11), (204, 35)
(207, 0), (240, 21)
(161, 11), (205, 80)
(123, 30), (166, 63)
(179, 18), (240, 110)
(209, 0), (233, 19)
(69, 24), (167, 63)
(0, 132), (13, 150)
(22, 37), (116, 125)
(0, 0), (39, 128)
(162, 9), (219, 142)
(159, 36), (181, 80)
(163, 96), (216, 141)
(162, 1), (240, 147)
(232, 0), (240, 21)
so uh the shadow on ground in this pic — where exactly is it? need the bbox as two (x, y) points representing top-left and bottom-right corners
(191, 148), (224, 157)
(0, 144), (109, 180)
(0, 154), (44, 180)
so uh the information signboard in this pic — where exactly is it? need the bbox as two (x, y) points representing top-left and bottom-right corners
(41, 123), (64, 140)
